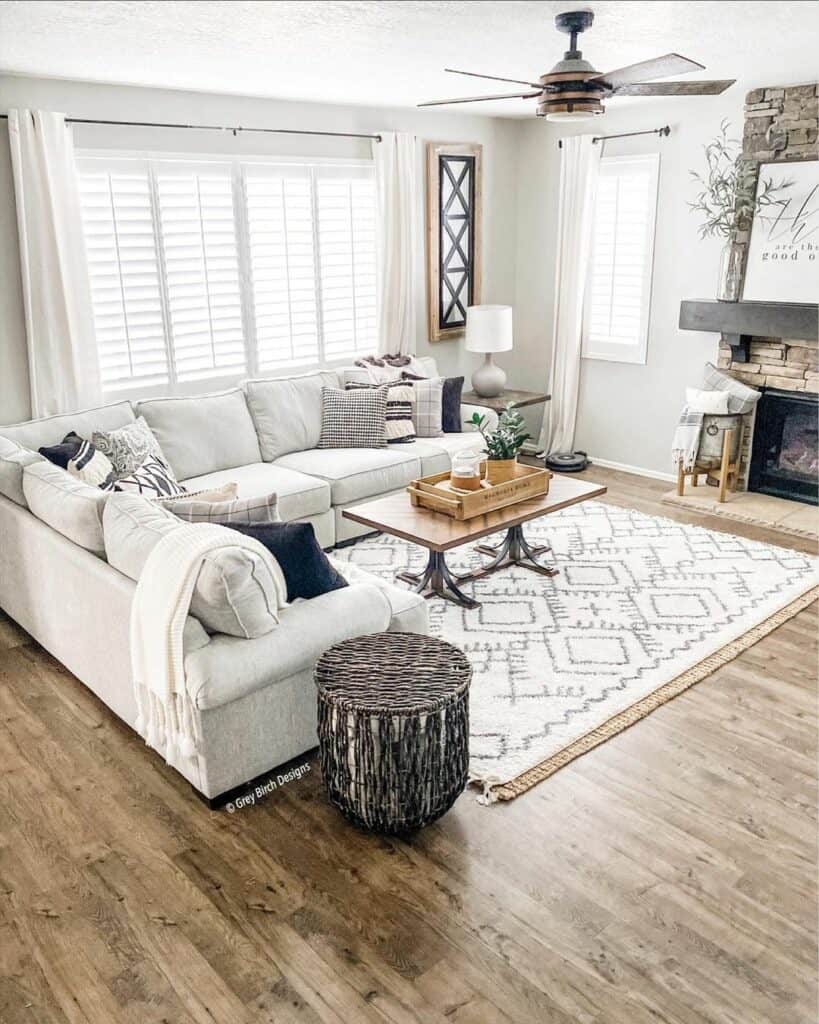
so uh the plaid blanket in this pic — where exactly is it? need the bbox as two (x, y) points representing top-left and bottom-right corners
(672, 406), (704, 471)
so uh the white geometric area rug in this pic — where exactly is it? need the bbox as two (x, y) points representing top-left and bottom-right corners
(334, 502), (818, 803)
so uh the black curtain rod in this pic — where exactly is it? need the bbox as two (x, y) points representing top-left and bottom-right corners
(0, 113), (381, 142)
(558, 125), (670, 148)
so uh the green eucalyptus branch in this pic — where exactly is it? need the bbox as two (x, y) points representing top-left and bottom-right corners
(688, 120), (793, 240)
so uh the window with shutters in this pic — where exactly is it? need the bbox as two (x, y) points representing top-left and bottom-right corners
(582, 153), (659, 365)
(77, 153), (378, 396)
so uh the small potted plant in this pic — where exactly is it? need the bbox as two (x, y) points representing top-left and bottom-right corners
(688, 120), (792, 301)
(469, 404), (531, 484)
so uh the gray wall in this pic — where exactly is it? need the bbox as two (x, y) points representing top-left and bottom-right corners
(511, 93), (746, 477)
(0, 74), (521, 424)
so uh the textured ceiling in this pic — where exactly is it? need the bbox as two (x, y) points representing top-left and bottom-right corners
(1, 1), (817, 117)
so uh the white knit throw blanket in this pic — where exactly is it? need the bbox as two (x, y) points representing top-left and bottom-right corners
(671, 406), (704, 471)
(130, 524), (282, 766)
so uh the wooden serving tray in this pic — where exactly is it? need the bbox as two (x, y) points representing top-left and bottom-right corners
(408, 464), (552, 520)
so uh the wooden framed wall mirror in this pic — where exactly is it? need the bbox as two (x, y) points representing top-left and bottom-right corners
(426, 142), (483, 342)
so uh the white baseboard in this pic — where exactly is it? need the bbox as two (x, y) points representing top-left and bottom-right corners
(586, 456), (676, 484)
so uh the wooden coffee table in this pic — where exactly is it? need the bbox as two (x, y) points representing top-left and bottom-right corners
(342, 475), (607, 609)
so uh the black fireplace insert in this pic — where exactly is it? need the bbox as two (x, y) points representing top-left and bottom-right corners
(748, 388), (818, 505)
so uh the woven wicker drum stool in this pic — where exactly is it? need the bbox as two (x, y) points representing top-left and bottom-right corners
(315, 632), (471, 833)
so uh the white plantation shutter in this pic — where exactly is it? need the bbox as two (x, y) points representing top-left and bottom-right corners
(78, 160), (169, 387)
(315, 166), (377, 361)
(243, 165), (319, 371)
(154, 163), (247, 381)
(583, 153), (659, 364)
(77, 153), (378, 394)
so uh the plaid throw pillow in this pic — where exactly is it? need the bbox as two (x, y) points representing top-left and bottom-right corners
(405, 377), (444, 438)
(345, 381), (416, 443)
(317, 387), (388, 449)
(163, 491), (280, 525)
(402, 372), (464, 432)
(703, 363), (761, 414)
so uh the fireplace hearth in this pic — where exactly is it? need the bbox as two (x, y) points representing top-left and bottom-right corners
(748, 389), (818, 505)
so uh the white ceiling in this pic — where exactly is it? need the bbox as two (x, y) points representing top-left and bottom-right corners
(1, 1), (817, 117)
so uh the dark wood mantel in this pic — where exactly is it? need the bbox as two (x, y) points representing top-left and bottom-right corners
(679, 299), (819, 363)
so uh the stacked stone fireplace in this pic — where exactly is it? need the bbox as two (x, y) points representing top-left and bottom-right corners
(717, 337), (818, 503)
(716, 82), (818, 503)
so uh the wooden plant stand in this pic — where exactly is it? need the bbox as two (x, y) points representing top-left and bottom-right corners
(676, 425), (741, 504)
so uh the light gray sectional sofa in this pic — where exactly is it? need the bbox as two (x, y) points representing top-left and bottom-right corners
(0, 357), (495, 804)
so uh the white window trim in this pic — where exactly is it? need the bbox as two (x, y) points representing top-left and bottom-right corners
(76, 149), (377, 400)
(582, 152), (660, 366)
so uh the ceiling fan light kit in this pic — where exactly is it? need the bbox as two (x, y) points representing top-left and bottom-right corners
(418, 7), (735, 118)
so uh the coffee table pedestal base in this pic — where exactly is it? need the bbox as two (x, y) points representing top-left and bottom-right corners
(465, 524), (559, 582)
(397, 551), (480, 609)
(396, 525), (558, 609)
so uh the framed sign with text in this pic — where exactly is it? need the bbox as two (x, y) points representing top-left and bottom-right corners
(743, 159), (818, 302)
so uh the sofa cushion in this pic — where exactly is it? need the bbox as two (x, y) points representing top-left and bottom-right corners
(23, 461), (109, 557)
(273, 447), (421, 505)
(103, 493), (284, 639)
(0, 400), (134, 451)
(137, 388), (261, 480)
(180, 462), (330, 522)
(0, 437), (45, 506)
(245, 371), (338, 462)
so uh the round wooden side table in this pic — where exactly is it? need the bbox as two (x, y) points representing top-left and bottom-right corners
(314, 632), (471, 833)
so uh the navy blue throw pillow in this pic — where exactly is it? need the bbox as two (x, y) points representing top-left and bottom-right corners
(221, 521), (348, 602)
(38, 431), (84, 469)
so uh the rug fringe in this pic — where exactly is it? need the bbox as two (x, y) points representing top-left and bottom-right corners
(474, 584), (819, 804)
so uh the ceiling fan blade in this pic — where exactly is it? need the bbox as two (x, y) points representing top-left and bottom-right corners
(593, 53), (705, 89)
(445, 67), (544, 89)
(612, 79), (736, 97)
(418, 91), (541, 107)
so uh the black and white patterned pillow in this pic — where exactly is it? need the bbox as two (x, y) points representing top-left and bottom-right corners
(93, 417), (174, 478)
(317, 387), (388, 449)
(113, 455), (186, 498)
(67, 439), (117, 490)
(345, 381), (415, 443)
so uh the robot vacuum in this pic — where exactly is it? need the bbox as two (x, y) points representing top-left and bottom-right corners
(543, 451), (589, 473)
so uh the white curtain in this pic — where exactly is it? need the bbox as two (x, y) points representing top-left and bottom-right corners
(8, 110), (100, 418)
(372, 131), (417, 356)
(538, 135), (601, 455)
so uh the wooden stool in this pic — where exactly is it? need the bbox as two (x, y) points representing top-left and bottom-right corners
(676, 425), (741, 503)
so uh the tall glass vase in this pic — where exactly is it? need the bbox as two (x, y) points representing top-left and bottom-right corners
(717, 241), (742, 302)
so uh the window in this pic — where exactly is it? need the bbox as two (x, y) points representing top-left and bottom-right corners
(582, 153), (659, 365)
(77, 154), (378, 394)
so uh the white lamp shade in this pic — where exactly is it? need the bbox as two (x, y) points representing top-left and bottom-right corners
(464, 305), (513, 354)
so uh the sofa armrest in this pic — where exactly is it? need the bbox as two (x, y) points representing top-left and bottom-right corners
(186, 582), (392, 711)
(461, 403), (499, 433)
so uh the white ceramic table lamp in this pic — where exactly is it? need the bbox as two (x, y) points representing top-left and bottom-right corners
(465, 305), (513, 398)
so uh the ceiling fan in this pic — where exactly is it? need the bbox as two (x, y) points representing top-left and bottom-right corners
(418, 8), (735, 121)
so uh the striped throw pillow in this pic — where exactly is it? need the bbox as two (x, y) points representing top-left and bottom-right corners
(345, 381), (416, 443)
(317, 387), (388, 449)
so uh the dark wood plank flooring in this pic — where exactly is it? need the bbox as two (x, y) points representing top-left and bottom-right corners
(0, 467), (816, 1023)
